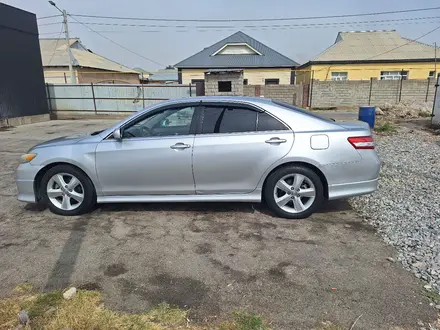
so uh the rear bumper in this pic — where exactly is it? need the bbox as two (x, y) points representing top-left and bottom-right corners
(328, 177), (379, 200)
(16, 163), (42, 203)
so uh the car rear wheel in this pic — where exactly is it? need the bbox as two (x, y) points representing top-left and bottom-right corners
(264, 165), (324, 219)
(40, 165), (96, 216)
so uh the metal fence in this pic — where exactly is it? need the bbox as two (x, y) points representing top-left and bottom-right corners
(46, 83), (196, 114)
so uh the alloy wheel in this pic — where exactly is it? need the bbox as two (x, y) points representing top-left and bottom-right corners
(273, 173), (316, 214)
(46, 173), (84, 211)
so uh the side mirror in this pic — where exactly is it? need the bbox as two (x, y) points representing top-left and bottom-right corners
(113, 128), (122, 141)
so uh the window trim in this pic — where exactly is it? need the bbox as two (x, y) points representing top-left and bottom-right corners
(330, 72), (348, 81)
(380, 70), (408, 80)
(195, 101), (290, 135)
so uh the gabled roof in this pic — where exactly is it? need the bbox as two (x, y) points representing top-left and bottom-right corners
(311, 30), (439, 63)
(175, 31), (298, 68)
(40, 38), (137, 73)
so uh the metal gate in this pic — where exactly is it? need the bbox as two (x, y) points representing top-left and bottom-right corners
(0, 4), (48, 121)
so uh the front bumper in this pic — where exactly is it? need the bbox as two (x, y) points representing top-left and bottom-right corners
(328, 177), (379, 200)
(16, 162), (42, 203)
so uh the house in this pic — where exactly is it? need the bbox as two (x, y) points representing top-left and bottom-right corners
(133, 67), (151, 83)
(296, 30), (440, 83)
(40, 38), (140, 84)
(175, 31), (298, 87)
(148, 67), (179, 84)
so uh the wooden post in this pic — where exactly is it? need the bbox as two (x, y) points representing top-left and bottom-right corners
(368, 77), (373, 105)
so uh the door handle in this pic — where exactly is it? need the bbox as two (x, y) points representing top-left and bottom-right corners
(265, 137), (287, 144)
(170, 143), (191, 150)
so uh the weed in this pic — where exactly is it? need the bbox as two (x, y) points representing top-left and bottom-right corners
(220, 311), (268, 330)
(423, 288), (440, 304)
(375, 122), (396, 133)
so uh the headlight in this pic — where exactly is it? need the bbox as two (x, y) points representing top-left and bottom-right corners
(20, 153), (37, 163)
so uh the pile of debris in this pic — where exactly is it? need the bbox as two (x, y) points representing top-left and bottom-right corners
(376, 101), (433, 120)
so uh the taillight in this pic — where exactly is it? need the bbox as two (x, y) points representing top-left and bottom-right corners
(348, 136), (375, 149)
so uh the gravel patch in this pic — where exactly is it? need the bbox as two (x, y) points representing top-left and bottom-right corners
(350, 127), (440, 293)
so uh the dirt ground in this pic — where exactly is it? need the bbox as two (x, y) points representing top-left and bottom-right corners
(0, 119), (437, 330)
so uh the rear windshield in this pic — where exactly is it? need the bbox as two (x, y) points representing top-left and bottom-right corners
(272, 100), (333, 122)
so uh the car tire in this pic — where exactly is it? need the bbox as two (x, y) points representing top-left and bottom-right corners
(40, 164), (96, 216)
(264, 165), (324, 219)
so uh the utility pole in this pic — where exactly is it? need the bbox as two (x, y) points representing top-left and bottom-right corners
(49, 1), (76, 84)
(435, 42), (437, 82)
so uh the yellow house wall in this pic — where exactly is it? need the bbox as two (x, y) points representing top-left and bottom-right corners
(181, 68), (292, 85)
(43, 67), (79, 84)
(296, 62), (438, 83)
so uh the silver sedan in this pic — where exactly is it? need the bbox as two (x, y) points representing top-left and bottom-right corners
(16, 97), (380, 219)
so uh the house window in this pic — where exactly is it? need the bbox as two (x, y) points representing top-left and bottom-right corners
(243, 79), (248, 85)
(265, 79), (279, 85)
(331, 72), (348, 81)
(218, 81), (232, 92)
(429, 71), (440, 78)
(380, 71), (408, 80)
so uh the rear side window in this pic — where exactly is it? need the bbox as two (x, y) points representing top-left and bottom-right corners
(257, 112), (288, 131)
(200, 106), (257, 134)
(219, 108), (257, 133)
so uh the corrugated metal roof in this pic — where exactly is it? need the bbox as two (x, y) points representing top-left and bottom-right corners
(175, 31), (298, 68)
(149, 68), (178, 81)
(40, 38), (137, 73)
(313, 30), (440, 62)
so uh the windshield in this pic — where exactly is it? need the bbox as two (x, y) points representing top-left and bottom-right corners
(272, 100), (333, 122)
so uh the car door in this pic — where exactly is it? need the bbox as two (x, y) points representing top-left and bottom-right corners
(192, 103), (294, 194)
(95, 105), (197, 196)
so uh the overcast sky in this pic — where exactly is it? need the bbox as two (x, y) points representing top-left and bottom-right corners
(3, 0), (440, 71)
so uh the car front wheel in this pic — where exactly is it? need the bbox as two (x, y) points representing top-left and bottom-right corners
(40, 165), (96, 216)
(264, 165), (324, 219)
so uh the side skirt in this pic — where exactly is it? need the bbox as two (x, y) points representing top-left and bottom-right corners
(97, 192), (262, 204)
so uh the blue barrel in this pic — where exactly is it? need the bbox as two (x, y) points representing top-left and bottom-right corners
(358, 106), (376, 129)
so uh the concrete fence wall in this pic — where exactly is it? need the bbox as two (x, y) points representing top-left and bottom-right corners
(244, 84), (303, 106)
(311, 79), (437, 108)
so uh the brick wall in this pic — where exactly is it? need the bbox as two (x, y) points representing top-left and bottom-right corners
(204, 71), (243, 96)
(311, 78), (437, 108)
(77, 68), (140, 84)
(243, 84), (303, 106)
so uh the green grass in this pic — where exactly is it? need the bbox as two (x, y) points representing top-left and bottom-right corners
(375, 122), (397, 133)
(423, 288), (440, 304)
(220, 312), (269, 330)
(0, 285), (272, 330)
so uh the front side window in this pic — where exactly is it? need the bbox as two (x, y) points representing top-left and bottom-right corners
(123, 106), (195, 138)
(201, 106), (257, 134)
(331, 72), (348, 81)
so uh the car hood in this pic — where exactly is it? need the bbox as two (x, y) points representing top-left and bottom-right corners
(30, 133), (91, 150)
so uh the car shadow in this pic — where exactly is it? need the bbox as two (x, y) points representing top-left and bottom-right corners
(97, 199), (352, 216)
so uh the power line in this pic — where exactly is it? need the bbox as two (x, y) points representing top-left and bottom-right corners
(38, 21), (63, 27)
(70, 6), (440, 22)
(37, 14), (61, 20)
(364, 24), (440, 60)
(47, 24), (64, 65)
(68, 15), (440, 30)
(67, 15), (166, 67)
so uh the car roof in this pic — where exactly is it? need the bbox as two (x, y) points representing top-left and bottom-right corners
(160, 96), (275, 107)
